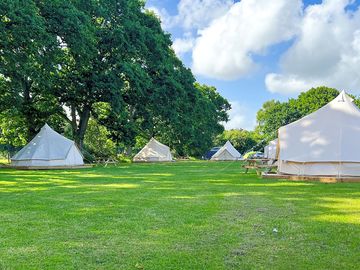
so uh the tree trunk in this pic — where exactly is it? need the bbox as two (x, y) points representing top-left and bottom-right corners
(22, 79), (37, 140)
(70, 104), (78, 138)
(76, 106), (91, 150)
(125, 146), (132, 156)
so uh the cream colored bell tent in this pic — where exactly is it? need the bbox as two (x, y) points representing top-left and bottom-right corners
(211, 141), (242, 161)
(11, 124), (84, 167)
(264, 139), (278, 160)
(278, 91), (360, 176)
(133, 138), (172, 162)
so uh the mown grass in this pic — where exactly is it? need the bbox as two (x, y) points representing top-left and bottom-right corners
(0, 161), (360, 269)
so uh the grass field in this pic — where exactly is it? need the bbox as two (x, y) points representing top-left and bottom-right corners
(1, 161), (360, 269)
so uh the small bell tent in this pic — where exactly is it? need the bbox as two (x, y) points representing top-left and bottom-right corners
(278, 91), (360, 176)
(133, 138), (172, 162)
(264, 139), (278, 160)
(211, 141), (242, 161)
(11, 124), (84, 168)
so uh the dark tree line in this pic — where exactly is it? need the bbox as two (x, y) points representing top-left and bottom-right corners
(0, 0), (230, 157)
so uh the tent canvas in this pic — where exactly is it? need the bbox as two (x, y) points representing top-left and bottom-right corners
(278, 91), (360, 176)
(11, 124), (84, 167)
(211, 141), (242, 161)
(133, 138), (172, 162)
(264, 139), (278, 160)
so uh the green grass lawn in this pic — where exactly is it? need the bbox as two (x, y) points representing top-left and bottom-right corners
(1, 161), (360, 269)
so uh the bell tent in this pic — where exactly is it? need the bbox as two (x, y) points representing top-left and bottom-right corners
(264, 139), (278, 160)
(278, 91), (360, 176)
(211, 141), (242, 161)
(133, 138), (172, 162)
(11, 124), (84, 168)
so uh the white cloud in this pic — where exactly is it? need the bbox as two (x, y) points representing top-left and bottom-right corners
(176, 0), (233, 29)
(223, 101), (255, 130)
(148, 1), (234, 59)
(192, 0), (303, 80)
(148, 0), (233, 31)
(172, 36), (195, 56)
(151, 0), (360, 96)
(266, 0), (360, 94)
(265, 74), (316, 94)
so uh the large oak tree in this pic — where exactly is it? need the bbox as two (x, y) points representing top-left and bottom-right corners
(0, 0), (230, 157)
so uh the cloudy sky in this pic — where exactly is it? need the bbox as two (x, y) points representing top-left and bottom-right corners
(146, 0), (360, 130)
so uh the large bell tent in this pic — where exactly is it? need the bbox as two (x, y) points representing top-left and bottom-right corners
(11, 124), (84, 168)
(278, 91), (360, 176)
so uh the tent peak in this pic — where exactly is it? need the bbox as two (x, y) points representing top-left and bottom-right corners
(335, 90), (354, 102)
(336, 90), (353, 102)
(43, 123), (52, 130)
(225, 140), (233, 145)
(41, 124), (59, 136)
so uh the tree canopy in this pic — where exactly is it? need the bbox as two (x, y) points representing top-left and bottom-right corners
(0, 0), (230, 158)
(214, 129), (261, 154)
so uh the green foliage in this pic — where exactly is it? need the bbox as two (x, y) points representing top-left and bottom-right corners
(295, 86), (340, 115)
(214, 129), (258, 154)
(116, 154), (132, 163)
(0, 0), (63, 140)
(256, 86), (340, 140)
(256, 100), (301, 140)
(83, 119), (117, 159)
(0, 110), (24, 158)
(157, 83), (230, 157)
(0, 0), (230, 157)
(0, 112), (27, 147)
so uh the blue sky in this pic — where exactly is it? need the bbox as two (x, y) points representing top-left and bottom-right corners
(146, 0), (360, 130)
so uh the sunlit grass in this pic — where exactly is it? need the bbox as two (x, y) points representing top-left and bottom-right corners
(0, 161), (360, 269)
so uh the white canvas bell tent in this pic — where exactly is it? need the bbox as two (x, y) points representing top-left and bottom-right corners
(278, 91), (360, 176)
(211, 141), (242, 161)
(264, 139), (278, 160)
(133, 138), (172, 162)
(11, 124), (84, 167)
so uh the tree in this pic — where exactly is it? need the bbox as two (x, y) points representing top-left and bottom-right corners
(256, 100), (300, 140)
(182, 83), (230, 156)
(214, 129), (258, 154)
(36, 0), (108, 148)
(294, 86), (339, 115)
(1, 0), (230, 157)
(79, 8), (230, 157)
(0, 0), (63, 140)
(83, 118), (117, 159)
(255, 86), (340, 140)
